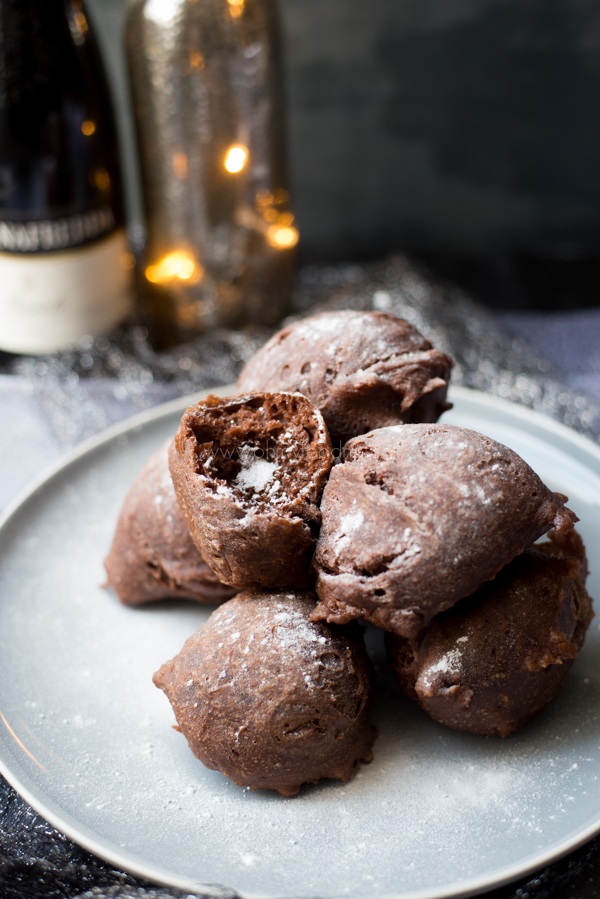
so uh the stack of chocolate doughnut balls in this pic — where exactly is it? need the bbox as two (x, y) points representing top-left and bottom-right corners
(105, 311), (593, 797)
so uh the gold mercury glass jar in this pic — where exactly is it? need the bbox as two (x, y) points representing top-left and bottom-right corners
(125, 0), (298, 345)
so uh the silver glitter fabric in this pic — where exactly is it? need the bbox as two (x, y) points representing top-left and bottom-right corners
(9, 254), (600, 451)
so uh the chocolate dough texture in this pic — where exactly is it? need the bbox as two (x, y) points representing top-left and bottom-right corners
(104, 441), (235, 605)
(169, 392), (333, 589)
(153, 591), (376, 796)
(236, 310), (453, 448)
(387, 531), (594, 737)
(312, 423), (578, 637)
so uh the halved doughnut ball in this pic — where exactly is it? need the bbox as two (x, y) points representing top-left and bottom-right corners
(169, 392), (333, 589)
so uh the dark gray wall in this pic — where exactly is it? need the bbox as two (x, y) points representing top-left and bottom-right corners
(88, 0), (600, 261)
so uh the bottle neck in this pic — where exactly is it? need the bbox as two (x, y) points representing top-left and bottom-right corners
(0, 0), (72, 101)
(0, 0), (125, 240)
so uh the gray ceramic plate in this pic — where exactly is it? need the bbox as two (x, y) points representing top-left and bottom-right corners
(1, 386), (600, 899)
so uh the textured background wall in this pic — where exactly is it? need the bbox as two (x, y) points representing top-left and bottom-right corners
(88, 0), (600, 264)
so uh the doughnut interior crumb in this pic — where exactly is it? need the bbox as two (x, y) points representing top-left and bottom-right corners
(185, 392), (331, 519)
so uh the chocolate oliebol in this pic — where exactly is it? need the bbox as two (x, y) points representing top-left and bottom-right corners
(387, 530), (593, 737)
(312, 423), (578, 637)
(104, 306), (594, 786)
(104, 441), (235, 605)
(236, 310), (453, 447)
(153, 590), (376, 796)
(169, 392), (333, 589)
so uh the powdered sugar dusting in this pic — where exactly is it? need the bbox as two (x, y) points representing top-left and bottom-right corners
(234, 445), (277, 493)
(272, 605), (328, 652)
(333, 509), (364, 552)
(421, 647), (464, 688)
(340, 511), (364, 534)
(293, 314), (342, 340)
(208, 594), (338, 696)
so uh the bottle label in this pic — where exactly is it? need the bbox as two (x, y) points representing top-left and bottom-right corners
(0, 205), (116, 254)
(0, 229), (132, 354)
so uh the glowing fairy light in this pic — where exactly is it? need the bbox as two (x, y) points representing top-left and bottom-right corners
(81, 120), (96, 136)
(189, 50), (204, 70)
(224, 145), (248, 173)
(236, 203), (299, 249)
(145, 250), (203, 284)
(255, 189), (273, 207)
(93, 168), (111, 191)
(227, 0), (244, 17)
(144, 0), (178, 23)
(267, 224), (299, 249)
(73, 10), (88, 32)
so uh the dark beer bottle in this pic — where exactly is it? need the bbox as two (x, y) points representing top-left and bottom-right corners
(0, 0), (132, 354)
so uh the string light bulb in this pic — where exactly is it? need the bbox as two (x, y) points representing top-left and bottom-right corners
(93, 168), (111, 191)
(145, 250), (203, 284)
(267, 224), (299, 249)
(224, 144), (248, 173)
(227, 0), (244, 16)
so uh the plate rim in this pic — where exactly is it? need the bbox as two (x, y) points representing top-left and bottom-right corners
(1, 384), (600, 899)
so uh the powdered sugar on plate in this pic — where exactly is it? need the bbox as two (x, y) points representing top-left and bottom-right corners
(2, 388), (600, 899)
